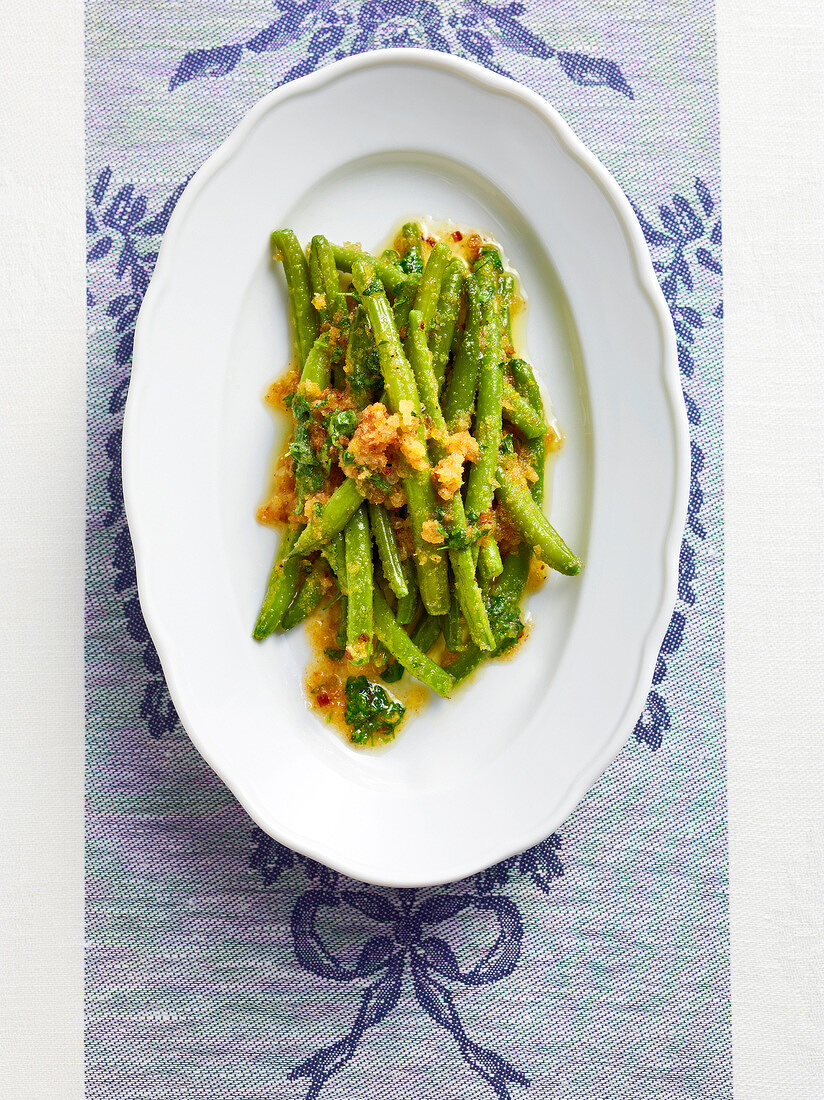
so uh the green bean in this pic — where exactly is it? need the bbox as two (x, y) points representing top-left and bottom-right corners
(443, 275), (481, 431)
(404, 310), (442, 426)
(430, 259), (465, 391)
(450, 545), (495, 648)
(330, 243), (409, 295)
(413, 242), (451, 331)
(477, 539), (504, 586)
(477, 519), (503, 583)
(351, 258), (450, 617)
(297, 332), (332, 395)
(444, 642), (485, 683)
(392, 277), (420, 335)
(351, 263), (428, 422)
(344, 504), (373, 665)
(495, 461), (581, 574)
(500, 541), (532, 611)
(321, 531), (346, 585)
(398, 222), (423, 276)
(345, 305), (382, 409)
(280, 557), (330, 631)
(511, 544), (533, 582)
(379, 649), (405, 684)
(309, 240), (324, 310)
(466, 257), (503, 499)
(510, 358), (547, 505)
(271, 229), (319, 368)
(412, 612), (443, 654)
(368, 502), (408, 599)
(466, 257), (505, 580)
(404, 312), (495, 650)
(396, 559), (418, 625)
(253, 527), (302, 640)
(288, 478), (363, 559)
(379, 247), (401, 268)
(502, 379), (545, 438)
(444, 593), (466, 652)
(509, 358), (543, 419)
(524, 435), (546, 508)
(381, 611), (443, 684)
(336, 594), (348, 649)
(498, 273), (515, 352)
(446, 550), (531, 681)
(309, 235), (350, 358)
(477, 244), (503, 275)
(452, 343), (544, 670)
(373, 591), (454, 697)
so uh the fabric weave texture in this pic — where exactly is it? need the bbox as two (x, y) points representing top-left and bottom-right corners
(86, 2), (729, 1095)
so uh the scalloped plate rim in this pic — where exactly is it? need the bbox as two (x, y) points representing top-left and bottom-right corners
(123, 48), (689, 887)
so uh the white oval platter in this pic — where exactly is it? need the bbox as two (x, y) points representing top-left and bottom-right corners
(123, 49), (688, 886)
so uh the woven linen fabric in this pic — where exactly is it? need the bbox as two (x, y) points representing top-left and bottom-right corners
(85, 2), (728, 1096)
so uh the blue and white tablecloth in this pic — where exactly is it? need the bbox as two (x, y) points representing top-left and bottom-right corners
(85, 3), (728, 1095)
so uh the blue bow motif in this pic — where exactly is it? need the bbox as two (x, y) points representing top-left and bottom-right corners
(290, 888), (527, 1099)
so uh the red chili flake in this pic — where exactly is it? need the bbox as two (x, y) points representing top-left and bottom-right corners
(317, 690), (330, 706)
(451, 230), (463, 242)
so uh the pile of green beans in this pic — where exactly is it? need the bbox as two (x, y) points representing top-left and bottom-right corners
(254, 223), (583, 729)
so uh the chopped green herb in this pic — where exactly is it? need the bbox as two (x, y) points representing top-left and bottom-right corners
(370, 472), (392, 494)
(379, 662), (404, 684)
(290, 394), (310, 420)
(435, 504), (481, 551)
(351, 342), (382, 398)
(486, 592), (524, 653)
(327, 408), (358, 446)
(373, 643), (403, 684)
(344, 675), (405, 743)
(288, 395), (329, 510)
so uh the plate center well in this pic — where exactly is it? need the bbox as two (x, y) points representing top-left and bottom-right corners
(219, 149), (592, 792)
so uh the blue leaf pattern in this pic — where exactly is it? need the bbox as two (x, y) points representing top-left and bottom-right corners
(169, 44), (244, 91)
(625, 178), (722, 747)
(557, 51), (634, 98)
(87, 169), (187, 737)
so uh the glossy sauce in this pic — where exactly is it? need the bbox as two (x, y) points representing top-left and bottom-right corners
(303, 600), (429, 748)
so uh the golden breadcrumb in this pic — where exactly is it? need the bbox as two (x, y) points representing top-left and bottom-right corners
(398, 431), (427, 472)
(431, 430), (479, 500)
(349, 403), (401, 471)
(264, 367), (300, 411)
(257, 453), (300, 526)
(421, 519), (444, 545)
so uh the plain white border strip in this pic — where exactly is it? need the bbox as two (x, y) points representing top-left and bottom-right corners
(0, 0), (823, 1095)
(718, 0), (824, 1094)
(0, 0), (85, 1096)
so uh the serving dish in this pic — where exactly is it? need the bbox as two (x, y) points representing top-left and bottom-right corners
(124, 48), (688, 886)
